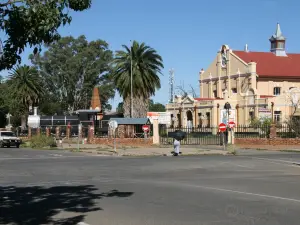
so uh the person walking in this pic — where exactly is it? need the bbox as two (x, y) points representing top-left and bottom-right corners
(173, 138), (180, 156)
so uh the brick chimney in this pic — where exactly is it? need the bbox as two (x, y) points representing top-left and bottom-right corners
(90, 87), (101, 111)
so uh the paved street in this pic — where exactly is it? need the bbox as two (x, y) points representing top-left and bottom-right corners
(1, 148), (300, 225)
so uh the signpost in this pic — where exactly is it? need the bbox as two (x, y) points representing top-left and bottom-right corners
(109, 120), (118, 153)
(228, 121), (235, 129)
(142, 125), (150, 139)
(219, 123), (227, 151)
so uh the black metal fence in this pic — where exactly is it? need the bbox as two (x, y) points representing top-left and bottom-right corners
(234, 125), (270, 138)
(159, 125), (221, 145)
(235, 125), (299, 139)
(160, 124), (300, 145)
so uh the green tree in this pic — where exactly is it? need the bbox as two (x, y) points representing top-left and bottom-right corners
(113, 40), (164, 118)
(149, 99), (166, 112)
(0, 0), (92, 70)
(7, 65), (44, 127)
(30, 35), (115, 114)
(116, 102), (124, 114)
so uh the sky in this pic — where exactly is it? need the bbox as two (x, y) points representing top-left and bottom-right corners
(2, 0), (300, 111)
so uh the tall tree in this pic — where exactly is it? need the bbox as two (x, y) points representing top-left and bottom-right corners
(30, 35), (115, 114)
(0, 0), (92, 70)
(7, 65), (44, 127)
(149, 100), (166, 112)
(113, 40), (164, 118)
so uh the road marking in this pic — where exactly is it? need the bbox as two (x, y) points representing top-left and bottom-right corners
(119, 178), (300, 204)
(77, 223), (90, 225)
(239, 156), (300, 168)
(219, 161), (253, 169)
(0, 156), (86, 160)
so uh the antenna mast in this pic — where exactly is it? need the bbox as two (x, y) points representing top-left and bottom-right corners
(169, 68), (175, 103)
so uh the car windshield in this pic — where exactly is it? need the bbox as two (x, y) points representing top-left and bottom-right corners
(1, 132), (16, 137)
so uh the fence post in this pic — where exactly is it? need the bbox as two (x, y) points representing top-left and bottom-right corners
(88, 125), (95, 144)
(270, 124), (277, 139)
(66, 126), (71, 139)
(37, 127), (41, 136)
(55, 127), (60, 139)
(28, 127), (32, 138)
(153, 119), (160, 145)
(46, 127), (50, 137)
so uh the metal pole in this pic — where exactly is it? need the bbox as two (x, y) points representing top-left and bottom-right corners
(130, 40), (133, 118)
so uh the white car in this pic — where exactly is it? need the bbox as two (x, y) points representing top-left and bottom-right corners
(0, 131), (22, 148)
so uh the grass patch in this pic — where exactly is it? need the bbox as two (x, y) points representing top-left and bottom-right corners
(279, 150), (300, 153)
(29, 135), (57, 149)
(226, 144), (237, 155)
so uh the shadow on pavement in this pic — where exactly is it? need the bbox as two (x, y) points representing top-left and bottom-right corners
(0, 185), (133, 225)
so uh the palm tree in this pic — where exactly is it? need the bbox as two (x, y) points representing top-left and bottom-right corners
(8, 65), (44, 128)
(113, 41), (164, 118)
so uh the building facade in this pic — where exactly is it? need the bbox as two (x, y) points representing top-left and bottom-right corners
(166, 24), (300, 127)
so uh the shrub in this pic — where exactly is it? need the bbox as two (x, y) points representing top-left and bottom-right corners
(227, 144), (237, 155)
(30, 135), (57, 149)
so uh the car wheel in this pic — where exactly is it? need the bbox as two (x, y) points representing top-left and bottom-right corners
(0, 141), (4, 148)
(16, 144), (20, 148)
(7, 144), (10, 148)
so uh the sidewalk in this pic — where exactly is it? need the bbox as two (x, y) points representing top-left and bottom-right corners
(237, 144), (300, 151)
(61, 143), (229, 156)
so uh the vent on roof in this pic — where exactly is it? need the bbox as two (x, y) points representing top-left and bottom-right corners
(244, 44), (249, 52)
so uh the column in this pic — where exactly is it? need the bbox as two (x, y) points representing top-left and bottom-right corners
(248, 62), (257, 90)
(153, 119), (160, 145)
(200, 82), (203, 97)
(217, 53), (222, 98)
(227, 49), (231, 97)
(194, 106), (197, 128)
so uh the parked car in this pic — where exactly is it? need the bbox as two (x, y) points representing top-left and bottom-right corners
(0, 131), (22, 148)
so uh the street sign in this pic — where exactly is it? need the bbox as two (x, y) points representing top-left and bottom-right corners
(109, 120), (118, 129)
(219, 123), (227, 132)
(142, 125), (150, 132)
(228, 121), (236, 129)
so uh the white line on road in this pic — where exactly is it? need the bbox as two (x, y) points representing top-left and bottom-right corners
(219, 161), (254, 169)
(0, 156), (86, 160)
(118, 178), (300, 204)
(239, 156), (300, 167)
(77, 223), (90, 225)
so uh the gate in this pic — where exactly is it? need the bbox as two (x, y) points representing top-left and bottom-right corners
(159, 125), (221, 145)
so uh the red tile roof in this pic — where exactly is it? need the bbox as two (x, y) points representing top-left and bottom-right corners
(233, 51), (300, 77)
(195, 98), (223, 101)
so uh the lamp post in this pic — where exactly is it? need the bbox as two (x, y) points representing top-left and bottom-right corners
(0, 39), (3, 59)
(224, 102), (231, 144)
(130, 40), (133, 118)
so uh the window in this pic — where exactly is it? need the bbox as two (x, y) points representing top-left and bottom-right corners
(198, 113), (203, 127)
(249, 112), (254, 121)
(213, 90), (217, 98)
(271, 42), (276, 49)
(231, 88), (237, 94)
(278, 42), (285, 49)
(274, 111), (281, 123)
(273, 87), (281, 96)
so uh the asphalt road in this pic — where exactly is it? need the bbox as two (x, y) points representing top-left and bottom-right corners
(1, 148), (300, 225)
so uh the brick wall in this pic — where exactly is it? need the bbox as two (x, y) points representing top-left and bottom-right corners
(90, 137), (153, 147)
(235, 138), (300, 145)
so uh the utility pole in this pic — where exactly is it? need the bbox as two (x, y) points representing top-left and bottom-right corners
(130, 40), (133, 118)
(169, 68), (175, 103)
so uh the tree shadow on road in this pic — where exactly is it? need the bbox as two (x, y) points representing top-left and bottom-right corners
(0, 185), (133, 225)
